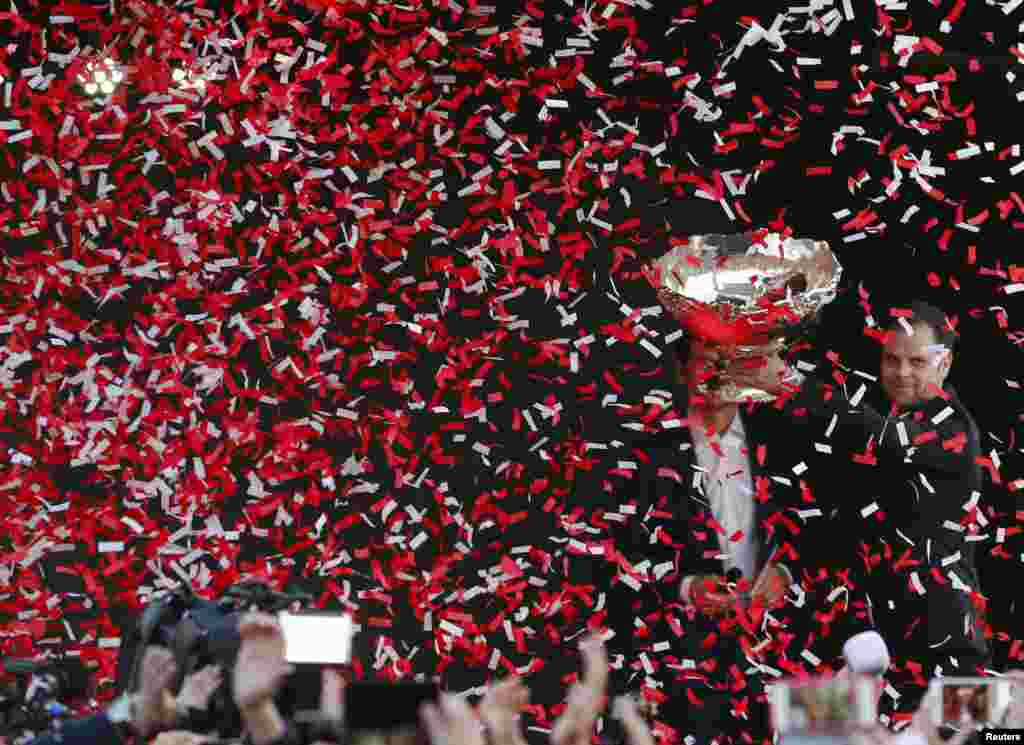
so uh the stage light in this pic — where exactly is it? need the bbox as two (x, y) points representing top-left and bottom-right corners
(77, 56), (124, 99)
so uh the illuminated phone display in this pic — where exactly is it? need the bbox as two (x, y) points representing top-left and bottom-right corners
(277, 612), (354, 665)
(769, 674), (877, 735)
(935, 677), (1011, 727)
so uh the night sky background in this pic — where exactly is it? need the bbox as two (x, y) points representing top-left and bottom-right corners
(0, 0), (1022, 740)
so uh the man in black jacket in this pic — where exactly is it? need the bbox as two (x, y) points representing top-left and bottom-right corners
(730, 300), (990, 710)
(571, 331), (863, 745)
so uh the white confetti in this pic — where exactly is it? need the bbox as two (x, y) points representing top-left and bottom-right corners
(801, 649), (822, 666)
(910, 572), (926, 595)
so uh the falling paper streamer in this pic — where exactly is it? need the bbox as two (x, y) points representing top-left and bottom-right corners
(0, 1), (1019, 742)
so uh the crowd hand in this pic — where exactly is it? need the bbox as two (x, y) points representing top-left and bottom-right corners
(421, 694), (485, 745)
(480, 677), (530, 745)
(850, 691), (971, 745)
(232, 613), (293, 745)
(137, 646), (179, 738)
(855, 722), (973, 745)
(689, 575), (736, 618)
(233, 613), (292, 710)
(550, 635), (610, 745)
(750, 563), (788, 610)
(996, 670), (1024, 727)
(304, 668), (347, 745)
(893, 684), (973, 745)
(612, 696), (656, 745)
(151, 731), (221, 745)
(175, 664), (223, 717)
(320, 667), (346, 720)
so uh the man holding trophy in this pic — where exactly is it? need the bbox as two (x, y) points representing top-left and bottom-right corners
(586, 229), (988, 743)
(579, 232), (864, 745)
(647, 231), (844, 621)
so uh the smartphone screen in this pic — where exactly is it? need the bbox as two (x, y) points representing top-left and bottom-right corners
(936, 678), (1011, 726)
(346, 682), (438, 745)
(278, 612), (353, 665)
(769, 674), (877, 735)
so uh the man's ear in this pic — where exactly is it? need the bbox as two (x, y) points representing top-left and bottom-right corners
(940, 351), (953, 380)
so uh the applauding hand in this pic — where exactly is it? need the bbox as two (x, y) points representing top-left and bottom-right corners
(480, 678), (530, 745)
(233, 613), (292, 712)
(612, 696), (657, 745)
(137, 647), (179, 738)
(232, 613), (292, 745)
(551, 635), (609, 745)
(420, 694), (485, 745)
(176, 664), (223, 717)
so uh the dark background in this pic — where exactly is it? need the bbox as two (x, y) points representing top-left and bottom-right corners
(0, 0), (1021, 737)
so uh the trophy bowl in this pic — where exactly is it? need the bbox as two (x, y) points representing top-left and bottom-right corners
(648, 231), (841, 402)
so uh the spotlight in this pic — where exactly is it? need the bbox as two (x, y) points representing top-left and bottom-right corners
(77, 56), (123, 99)
(172, 65), (208, 92)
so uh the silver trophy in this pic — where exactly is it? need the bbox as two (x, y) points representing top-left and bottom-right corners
(649, 231), (842, 402)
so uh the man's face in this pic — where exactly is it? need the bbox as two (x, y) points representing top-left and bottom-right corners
(682, 338), (736, 404)
(879, 323), (951, 409)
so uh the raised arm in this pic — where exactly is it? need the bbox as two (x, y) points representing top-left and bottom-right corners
(726, 351), (979, 477)
(787, 376), (980, 478)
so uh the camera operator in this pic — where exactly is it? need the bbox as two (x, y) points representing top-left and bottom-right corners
(144, 611), (345, 745)
(23, 647), (221, 745)
(24, 647), (174, 745)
